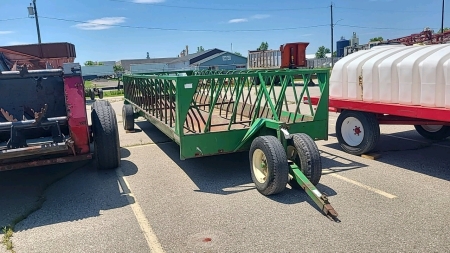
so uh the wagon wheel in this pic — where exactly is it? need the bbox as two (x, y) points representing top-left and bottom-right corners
(98, 88), (104, 99)
(287, 133), (322, 189)
(91, 100), (120, 170)
(336, 110), (380, 155)
(122, 104), (135, 131)
(90, 88), (95, 101)
(414, 125), (450, 140)
(249, 136), (289, 196)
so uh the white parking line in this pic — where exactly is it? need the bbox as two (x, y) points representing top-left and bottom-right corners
(116, 168), (165, 253)
(324, 170), (397, 199)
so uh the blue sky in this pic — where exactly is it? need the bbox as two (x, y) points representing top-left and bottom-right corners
(0, 0), (447, 65)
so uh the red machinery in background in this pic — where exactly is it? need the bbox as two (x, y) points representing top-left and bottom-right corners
(387, 28), (450, 46)
(0, 42), (76, 71)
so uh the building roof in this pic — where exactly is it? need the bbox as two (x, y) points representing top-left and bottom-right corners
(117, 57), (177, 64)
(193, 51), (247, 65)
(168, 48), (224, 64)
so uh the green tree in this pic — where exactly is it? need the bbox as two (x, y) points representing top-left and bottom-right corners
(369, 37), (384, 42)
(438, 27), (449, 33)
(113, 65), (124, 73)
(257, 42), (269, 51)
(197, 46), (205, 52)
(84, 61), (103, 66)
(315, 46), (331, 59)
(234, 52), (242, 56)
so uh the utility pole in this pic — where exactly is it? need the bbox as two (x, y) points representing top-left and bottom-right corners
(331, 2), (334, 68)
(28, 0), (42, 44)
(441, 0), (445, 33)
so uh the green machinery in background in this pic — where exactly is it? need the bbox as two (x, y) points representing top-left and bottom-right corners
(121, 68), (338, 220)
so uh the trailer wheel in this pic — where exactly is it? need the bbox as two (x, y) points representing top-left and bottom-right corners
(249, 136), (289, 196)
(336, 110), (380, 155)
(122, 104), (135, 131)
(90, 88), (95, 101)
(98, 89), (104, 99)
(91, 100), (120, 170)
(287, 133), (322, 188)
(414, 125), (450, 140)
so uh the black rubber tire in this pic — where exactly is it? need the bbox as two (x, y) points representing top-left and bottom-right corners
(249, 136), (289, 196)
(90, 88), (95, 101)
(287, 133), (322, 188)
(122, 104), (135, 131)
(414, 125), (450, 140)
(335, 110), (380, 155)
(98, 89), (104, 99)
(91, 100), (120, 170)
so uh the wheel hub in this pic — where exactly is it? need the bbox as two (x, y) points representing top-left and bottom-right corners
(252, 149), (268, 184)
(341, 116), (365, 146)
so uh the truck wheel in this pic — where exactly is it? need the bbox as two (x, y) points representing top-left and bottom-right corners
(249, 136), (289, 196)
(336, 110), (380, 155)
(90, 88), (95, 101)
(98, 89), (104, 99)
(91, 100), (120, 170)
(414, 125), (450, 140)
(287, 133), (322, 189)
(122, 104), (135, 131)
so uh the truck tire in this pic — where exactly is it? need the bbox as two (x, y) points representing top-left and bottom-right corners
(287, 133), (322, 188)
(336, 110), (380, 155)
(249, 135), (289, 196)
(414, 125), (450, 140)
(122, 104), (135, 131)
(91, 100), (120, 170)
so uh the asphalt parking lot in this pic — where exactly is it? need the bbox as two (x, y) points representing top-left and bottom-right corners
(1, 90), (450, 253)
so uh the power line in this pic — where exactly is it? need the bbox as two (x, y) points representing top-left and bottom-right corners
(0, 17), (28, 22)
(39, 16), (329, 32)
(334, 6), (437, 13)
(108, 0), (328, 11)
(336, 24), (441, 31)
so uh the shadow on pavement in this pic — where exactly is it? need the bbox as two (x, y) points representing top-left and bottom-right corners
(325, 131), (450, 181)
(134, 121), (338, 208)
(0, 149), (139, 232)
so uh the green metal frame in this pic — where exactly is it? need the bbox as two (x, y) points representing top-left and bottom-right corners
(123, 68), (329, 160)
(122, 68), (337, 220)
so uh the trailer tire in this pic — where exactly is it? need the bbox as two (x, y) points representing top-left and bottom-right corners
(91, 100), (120, 170)
(336, 110), (380, 155)
(122, 104), (135, 131)
(249, 136), (289, 196)
(98, 89), (104, 99)
(287, 133), (322, 188)
(414, 125), (450, 140)
(90, 88), (95, 101)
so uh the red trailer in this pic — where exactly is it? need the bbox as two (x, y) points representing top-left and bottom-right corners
(304, 43), (450, 155)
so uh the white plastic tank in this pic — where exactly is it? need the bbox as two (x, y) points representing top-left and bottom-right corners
(330, 47), (397, 100)
(361, 46), (411, 102)
(330, 50), (373, 99)
(397, 44), (449, 105)
(419, 45), (450, 107)
(346, 47), (399, 100)
(445, 58), (450, 108)
(378, 45), (429, 104)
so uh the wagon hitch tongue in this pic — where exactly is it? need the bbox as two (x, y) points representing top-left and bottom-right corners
(290, 166), (339, 222)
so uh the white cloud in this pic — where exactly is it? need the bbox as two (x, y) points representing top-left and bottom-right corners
(250, 14), (270, 20)
(6, 41), (29, 45)
(0, 31), (14, 35)
(73, 17), (126, 30)
(228, 18), (248, 23)
(227, 14), (270, 24)
(132, 0), (165, 3)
